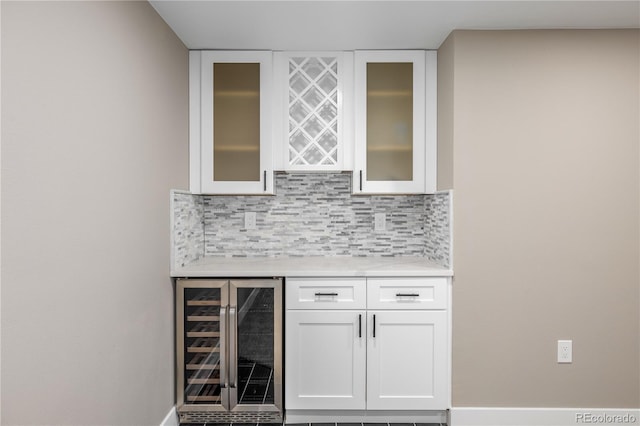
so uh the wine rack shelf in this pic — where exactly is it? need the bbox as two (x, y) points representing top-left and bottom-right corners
(186, 384), (221, 403)
(186, 291), (222, 307)
(187, 337), (220, 353)
(187, 306), (221, 321)
(186, 323), (220, 338)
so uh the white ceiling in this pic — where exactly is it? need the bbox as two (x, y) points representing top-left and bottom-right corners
(149, 0), (640, 50)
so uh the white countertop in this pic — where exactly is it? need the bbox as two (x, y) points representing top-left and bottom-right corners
(172, 256), (453, 278)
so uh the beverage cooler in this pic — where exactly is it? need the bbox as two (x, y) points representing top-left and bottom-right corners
(176, 278), (283, 424)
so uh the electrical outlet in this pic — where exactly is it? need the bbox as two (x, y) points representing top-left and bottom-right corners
(558, 340), (572, 363)
(244, 212), (256, 230)
(374, 213), (386, 231)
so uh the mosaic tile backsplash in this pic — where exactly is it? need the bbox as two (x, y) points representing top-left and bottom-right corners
(171, 191), (205, 268)
(172, 173), (451, 268)
(424, 191), (451, 267)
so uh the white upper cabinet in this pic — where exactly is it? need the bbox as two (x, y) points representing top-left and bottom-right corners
(353, 50), (437, 194)
(189, 49), (436, 194)
(189, 51), (274, 194)
(274, 52), (353, 171)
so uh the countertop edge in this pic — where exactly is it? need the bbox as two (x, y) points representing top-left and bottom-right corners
(170, 270), (454, 278)
(170, 257), (453, 278)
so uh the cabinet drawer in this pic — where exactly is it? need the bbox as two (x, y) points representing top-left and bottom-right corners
(367, 277), (447, 310)
(286, 278), (366, 310)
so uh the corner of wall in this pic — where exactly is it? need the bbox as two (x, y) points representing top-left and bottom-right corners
(436, 31), (455, 191)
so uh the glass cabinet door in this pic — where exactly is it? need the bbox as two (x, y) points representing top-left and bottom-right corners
(177, 280), (229, 411)
(213, 63), (261, 182)
(192, 51), (273, 194)
(354, 50), (428, 194)
(366, 62), (414, 182)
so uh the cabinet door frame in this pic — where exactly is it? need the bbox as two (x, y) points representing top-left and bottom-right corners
(366, 310), (448, 410)
(274, 51), (353, 172)
(354, 50), (428, 194)
(190, 50), (274, 194)
(285, 310), (366, 410)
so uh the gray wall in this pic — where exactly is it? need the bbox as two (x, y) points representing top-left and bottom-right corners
(2, 6), (638, 423)
(439, 30), (639, 407)
(1, 1), (188, 424)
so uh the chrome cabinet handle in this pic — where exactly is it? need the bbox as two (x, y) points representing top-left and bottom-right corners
(315, 292), (338, 296)
(358, 314), (362, 338)
(229, 306), (237, 389)
(263, 170), (267, 192)
(396, 293), (420, 297)
(359, 170), (363, 191)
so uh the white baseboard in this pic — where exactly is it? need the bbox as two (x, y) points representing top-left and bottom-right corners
(285, 409), (447, 424)
(451, 407), (640, 426)
(159, 406), (178, 426)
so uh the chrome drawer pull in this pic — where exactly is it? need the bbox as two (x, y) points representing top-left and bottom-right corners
(315, 292), (338, 296)
(396, 293), (420, 297)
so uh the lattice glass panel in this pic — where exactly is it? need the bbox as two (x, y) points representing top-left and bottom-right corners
(288, 56), (339, 167)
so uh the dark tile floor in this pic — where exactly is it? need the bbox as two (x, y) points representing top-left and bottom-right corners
(180, 423), (446, 426)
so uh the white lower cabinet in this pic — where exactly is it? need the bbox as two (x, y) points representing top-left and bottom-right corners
(285, 310), (366, 409)
(285, 277), (450, 420)
(366, 310), (447, 410)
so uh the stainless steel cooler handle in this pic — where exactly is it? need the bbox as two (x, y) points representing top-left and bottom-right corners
(220, 305), (230, 410)
(220, 305), (228, 389)
(229, 306), (237, 389)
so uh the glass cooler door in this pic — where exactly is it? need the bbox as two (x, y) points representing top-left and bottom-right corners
(177, 280), (229, 411)
(229, 279), (282, 412)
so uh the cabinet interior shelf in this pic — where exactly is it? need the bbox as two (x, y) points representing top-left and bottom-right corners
(214, 145), (260, 153)
(367, 145), (413, 152)
(214, 90), (259, 98)
(367, 90), (412, 97)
